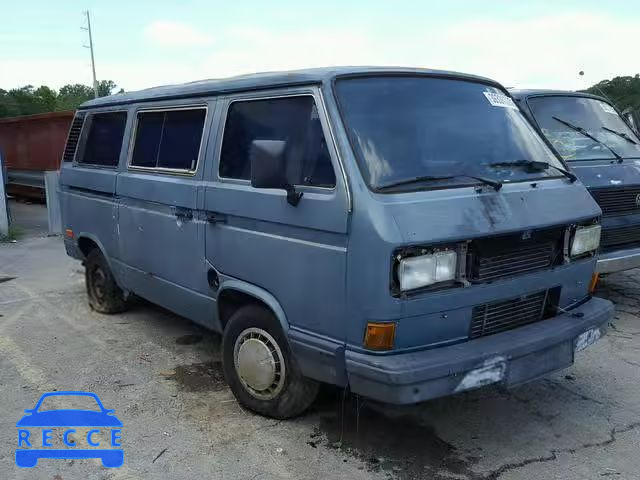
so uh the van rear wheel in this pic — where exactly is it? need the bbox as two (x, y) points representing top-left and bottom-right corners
(85, 249), (128, 314)
(222, 305), (319, 419)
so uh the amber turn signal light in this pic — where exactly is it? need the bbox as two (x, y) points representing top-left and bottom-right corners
(364, 322), (396, 351)
(589, 273), (600, 293)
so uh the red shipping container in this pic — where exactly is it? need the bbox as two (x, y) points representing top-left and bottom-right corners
(0, 111), (74, 172)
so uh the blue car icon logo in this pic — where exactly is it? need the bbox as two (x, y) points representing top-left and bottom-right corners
(16, 391), (123, 468)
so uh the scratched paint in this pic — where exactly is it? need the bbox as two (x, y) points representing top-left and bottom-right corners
(575, 328), (601, 352)
(454, 355), (507, 393)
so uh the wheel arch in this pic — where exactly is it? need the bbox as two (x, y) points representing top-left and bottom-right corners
(76, 232), (125, 293)
(217, 279), (289, 336)
(76, 232), (108, 260)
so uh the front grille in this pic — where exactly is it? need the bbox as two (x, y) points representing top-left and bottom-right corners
(601, 225), (640, 251)
(591, 187), (640, 216)
(470, 289), (556, 339)
(62, 113), (86, 162)
(469, 227), (564, 282)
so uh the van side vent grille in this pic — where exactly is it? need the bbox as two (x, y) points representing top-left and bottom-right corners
(62, 113), (86, 162)
(470, 289), (556, 339)
(591, 187), (640, 216)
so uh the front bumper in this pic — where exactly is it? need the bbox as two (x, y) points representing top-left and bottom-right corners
(345, 296), (613, 404)
(597, 246), (640, 273)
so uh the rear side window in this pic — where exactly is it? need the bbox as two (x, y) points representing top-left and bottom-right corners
(78, 112), (127, 167)
(130, 108), (206, 171)
(219, 96), (336, 187)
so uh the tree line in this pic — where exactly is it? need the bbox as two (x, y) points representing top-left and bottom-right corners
(1, 74), (639, 119)
(0, 80), (120, 118)
(585, 74), (640, 113)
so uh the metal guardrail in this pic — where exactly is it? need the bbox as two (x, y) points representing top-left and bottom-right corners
(7, 169), (45, 189)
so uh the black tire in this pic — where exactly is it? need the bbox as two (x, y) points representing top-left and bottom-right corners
(84, 249), (128, 314)
(222, 304), (319, 419)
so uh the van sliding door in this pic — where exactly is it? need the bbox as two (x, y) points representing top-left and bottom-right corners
(115, 100), (217, 327)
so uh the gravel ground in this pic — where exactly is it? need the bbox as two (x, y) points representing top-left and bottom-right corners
(0, 203), (638, 480)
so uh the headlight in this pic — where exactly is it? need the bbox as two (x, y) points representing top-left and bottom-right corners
(398, 250), (457, 291)
(571, 225), (601, 257)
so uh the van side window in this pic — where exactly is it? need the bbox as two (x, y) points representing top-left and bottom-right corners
(78, 112), (127, 167)
(131, 108), (206, 171)
(219, 96), (336, 188)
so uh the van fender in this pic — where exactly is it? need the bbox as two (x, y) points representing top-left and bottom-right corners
(75, 232), (127, 292)
(217, 277), (289, 335)
(76, 232), (110, 263)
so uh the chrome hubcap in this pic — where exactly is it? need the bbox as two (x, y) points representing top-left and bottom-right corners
(234, 328), (285, 400)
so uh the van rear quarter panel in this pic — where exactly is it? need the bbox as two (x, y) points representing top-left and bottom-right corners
(59, 107), (134, 266)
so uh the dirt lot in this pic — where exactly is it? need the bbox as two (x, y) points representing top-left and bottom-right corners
(1, 202), (639, 480)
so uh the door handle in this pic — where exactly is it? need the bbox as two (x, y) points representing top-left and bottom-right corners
(206, 212), (227, 224)
(174, 207), (193, 221)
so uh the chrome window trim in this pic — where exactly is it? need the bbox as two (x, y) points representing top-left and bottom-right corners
(73, 110), (128, 169)
(126, 104), (208, 176)
(215, 91), (340, 193)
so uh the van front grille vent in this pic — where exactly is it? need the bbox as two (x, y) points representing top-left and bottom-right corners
(469, 227), (564, 283)
(591, 187), (640, 216)
(470, 289), (555, 339)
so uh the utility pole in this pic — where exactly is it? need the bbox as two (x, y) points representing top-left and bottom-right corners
(82, 11), (99, 98)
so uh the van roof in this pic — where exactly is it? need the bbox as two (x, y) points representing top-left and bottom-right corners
(509, 88), (607, 103)
(79, 66), (502, 110)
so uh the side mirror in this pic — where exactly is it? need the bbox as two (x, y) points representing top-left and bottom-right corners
(250, 139), (303, 206)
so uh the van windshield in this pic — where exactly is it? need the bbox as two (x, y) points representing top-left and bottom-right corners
(334, 76), (564, 191)
(527, 95), (640, 162)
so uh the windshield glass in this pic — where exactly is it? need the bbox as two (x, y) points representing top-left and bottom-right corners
(527, 96), (640, 162)
(334, 76), (564, 191)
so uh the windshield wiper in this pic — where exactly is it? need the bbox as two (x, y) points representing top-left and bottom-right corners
(552, 116), (623, 163)
(376, 174), (502, 192)
(602, 126), (638, 145)
(488, 160), (577, 182)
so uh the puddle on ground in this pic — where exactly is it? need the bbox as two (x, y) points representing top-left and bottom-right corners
(165, 361), (227, 392)
(313, 391), (477, 480)
(175, 334), (203, 345)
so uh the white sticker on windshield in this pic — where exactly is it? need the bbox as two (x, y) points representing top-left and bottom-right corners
(483, 91), (518, 109)
(599, 101), (617, 114)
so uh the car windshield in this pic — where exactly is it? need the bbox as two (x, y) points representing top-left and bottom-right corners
(334, 76), (564, 191)
(527, 96), (640, 162)
(37, 395), (101, 412)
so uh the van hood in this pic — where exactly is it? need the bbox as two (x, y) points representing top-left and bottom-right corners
(385, 180), (599, 244)
(568, 159), (640, 190)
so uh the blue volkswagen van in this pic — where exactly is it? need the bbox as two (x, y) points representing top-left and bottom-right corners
(59, 68), (613, 418)
(511, 90), (640, 274)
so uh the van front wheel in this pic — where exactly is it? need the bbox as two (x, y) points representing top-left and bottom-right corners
(222, 305), (319, 419)
(85, 249), (128, 314)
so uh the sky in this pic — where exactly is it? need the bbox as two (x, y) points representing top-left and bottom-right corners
(1, 0), (638, 93)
